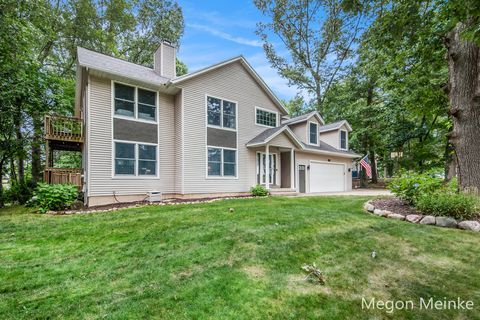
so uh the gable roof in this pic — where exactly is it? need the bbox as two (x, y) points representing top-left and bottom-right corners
(281, 111), (325, 126)
(319, 120), (352, 133)
(77, 47), (169, 87)
(246, 125), (303, 148)
(170, 56), (289, 115)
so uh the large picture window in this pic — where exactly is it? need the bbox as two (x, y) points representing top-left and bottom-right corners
(309, 122), (318, 145)
(114, 142), (157, 176)
(207, 96), (236, 129)
(256, 108), (277, 127)
(207, 147), (236, 177)
(114, 82), (157, 121)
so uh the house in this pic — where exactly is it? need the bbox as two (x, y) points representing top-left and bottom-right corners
(44, 42), (359, 206)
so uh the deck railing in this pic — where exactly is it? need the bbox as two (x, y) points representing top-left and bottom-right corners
(45, 115), (83, 142)
(44, 168), (83, 189)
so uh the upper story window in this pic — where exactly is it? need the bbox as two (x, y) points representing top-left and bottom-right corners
(114, 82), (157, 122)
(207, 96), (236, 129)
(340, 130), (348, 150)
(256, 107), (277, 127)
(309, 122), (318, 145)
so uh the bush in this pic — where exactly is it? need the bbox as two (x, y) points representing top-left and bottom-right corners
(35, 183), (78, 213)
(4, 181), (34, 205)
(416, 190), (478, 220)
(250, 184), (269, 197)
(388, 170), (443, 203)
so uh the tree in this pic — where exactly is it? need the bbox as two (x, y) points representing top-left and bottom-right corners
(254, 0), (365, 113)
(282, 95), (310, 117)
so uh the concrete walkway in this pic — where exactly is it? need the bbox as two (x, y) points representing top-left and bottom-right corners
(290, 189), (391, 197)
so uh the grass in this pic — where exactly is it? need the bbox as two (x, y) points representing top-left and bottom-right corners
(0, 196), (479, 319)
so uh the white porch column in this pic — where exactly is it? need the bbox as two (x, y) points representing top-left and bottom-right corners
(265, 144), (270, 189)
(290, 148), (295, 189)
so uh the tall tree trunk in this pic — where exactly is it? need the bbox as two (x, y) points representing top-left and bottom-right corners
(444, 140), (457, 181)
(446, 21), (480, 192)
(0, 159), (4, 208)
(31, 115), (43, 184)
(14, 115), (24, 183)
(369, 149), (378, 184)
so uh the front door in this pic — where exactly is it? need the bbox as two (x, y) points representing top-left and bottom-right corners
(299, 165), (306, 193)
(257, 153), (276, 185)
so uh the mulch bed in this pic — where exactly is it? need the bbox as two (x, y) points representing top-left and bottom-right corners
(370, 197), (480, 222)
(370, 198), (419, 216)
(51, 195), (256, 215)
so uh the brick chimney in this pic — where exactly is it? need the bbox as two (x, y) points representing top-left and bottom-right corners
(154, 41), (176, 78)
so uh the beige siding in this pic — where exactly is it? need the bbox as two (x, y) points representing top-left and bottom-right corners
(177, 61), (286, 193)
(174, 91), (183, 194)
(295, 152), (353, 192)
(87, 75), (175, 199)
(290, 123), (306, 144)
(319, 124), (349, 150)
(269, 132), (296, 149)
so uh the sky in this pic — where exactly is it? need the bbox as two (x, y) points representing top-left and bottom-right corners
(176, 0), (297, 101)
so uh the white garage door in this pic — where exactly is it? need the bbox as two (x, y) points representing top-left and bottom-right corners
(310, 162), (345, 193)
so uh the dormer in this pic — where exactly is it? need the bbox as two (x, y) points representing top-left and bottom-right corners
(281, 111), (325, 146)
(318, 120), (352, 150)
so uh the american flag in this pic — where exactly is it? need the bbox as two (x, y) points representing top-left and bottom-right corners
(360, 155), (372, 178)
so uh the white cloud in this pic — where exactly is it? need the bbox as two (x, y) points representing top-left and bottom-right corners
(187, 23), (263, 47)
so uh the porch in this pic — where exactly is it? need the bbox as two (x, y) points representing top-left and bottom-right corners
(44, 115), (84, 190)
(247, 125), (303, 191)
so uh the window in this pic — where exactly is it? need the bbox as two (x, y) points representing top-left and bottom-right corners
(138, 144), (156, 175)
(114, 142), (157, 176)
(114, 84), (135, 118)
(256, 108), (277, 127)
(340, 130), (348, 149)
(309, 122), (318, 145)
(207, 147), (236, 177)
(138, 89), (156, 121)
(114, 83), (156, 121)
(207, 96), (236, 129)
(115, 142), (135, 175)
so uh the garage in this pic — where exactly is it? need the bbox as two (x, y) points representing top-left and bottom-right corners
(309, 161), (345, 193)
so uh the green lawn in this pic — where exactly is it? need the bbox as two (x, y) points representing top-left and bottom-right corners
(1, 197), (479, 319)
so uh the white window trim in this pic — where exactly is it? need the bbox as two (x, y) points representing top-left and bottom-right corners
(307, 121), (319, 146)
(339, 129), (348, 150)
(112, 139), (159, 179)
(255, 106), (278, 128)
(205, 145), (239, 180)
(112, 80), (158, 124)
(255, 151), (279, 185)
(205, 94), (238, 132)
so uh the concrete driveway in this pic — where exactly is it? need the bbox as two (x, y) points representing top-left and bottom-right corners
(292, 189), (391, 197)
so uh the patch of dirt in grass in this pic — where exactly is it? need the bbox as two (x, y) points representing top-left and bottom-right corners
(243, 265), (266, 279)
(371, 197), (419, 216)
(286, 274), (332, 295)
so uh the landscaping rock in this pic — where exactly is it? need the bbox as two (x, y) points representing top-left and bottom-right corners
(435, 217), (457, 228)
(373, 209), (387, 217)
(458, 221), (480, 232)
(387, 213), (405, 220)
(364, 203), (375, 212)
(406, 214), (423, 223)
(419, 215), (436, 225)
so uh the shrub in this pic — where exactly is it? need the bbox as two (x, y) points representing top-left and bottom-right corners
(251, 184), (269, 197)
(388, 170), (443, 203)
(416, 190), (478, 220)
(4, 181), (34, 205)
(35, 183), (78, 213)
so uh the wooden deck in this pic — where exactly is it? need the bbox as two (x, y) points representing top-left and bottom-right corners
(44, 115), (83, 143)
(44, 168), (82, 190)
